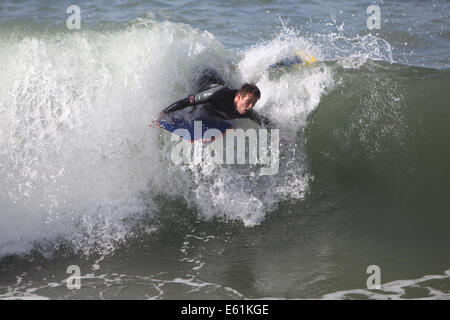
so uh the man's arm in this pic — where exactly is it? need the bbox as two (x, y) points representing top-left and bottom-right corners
(162, 85), (226, 114)
(247, 110), (273, 128)
(162, 96), (194, 114)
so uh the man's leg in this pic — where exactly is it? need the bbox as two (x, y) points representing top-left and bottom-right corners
(195, 69), (225, 93)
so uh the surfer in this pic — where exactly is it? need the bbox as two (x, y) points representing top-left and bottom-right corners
(160, 70), (272, 127)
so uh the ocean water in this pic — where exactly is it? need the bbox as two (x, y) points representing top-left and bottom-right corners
(0, 0), (449, 300)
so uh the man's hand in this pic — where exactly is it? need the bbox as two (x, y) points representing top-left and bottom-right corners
(149, 112), (162, 128)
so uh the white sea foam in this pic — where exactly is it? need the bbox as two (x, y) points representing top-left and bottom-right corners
(321, 268), (450, 300)
(0, 19), (232, 258)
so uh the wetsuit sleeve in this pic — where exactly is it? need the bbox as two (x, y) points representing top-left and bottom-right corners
(161, 96), (193, 114)
(247, 110), (273, 128)
(162, 85), (226, 114)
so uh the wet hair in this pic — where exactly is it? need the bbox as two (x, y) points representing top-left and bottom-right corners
(238, 83), (261, 99)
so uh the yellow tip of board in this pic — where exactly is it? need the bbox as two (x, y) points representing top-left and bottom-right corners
(295, 51), (316, 66)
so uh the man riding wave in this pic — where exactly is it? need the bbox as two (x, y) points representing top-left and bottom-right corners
(160, 69), (272, 128)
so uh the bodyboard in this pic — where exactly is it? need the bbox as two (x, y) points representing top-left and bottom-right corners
(270, 51), (316, 68)
(156, 106), (233, 143)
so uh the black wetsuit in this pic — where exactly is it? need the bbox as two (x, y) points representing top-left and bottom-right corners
(162, 71), (271, 127)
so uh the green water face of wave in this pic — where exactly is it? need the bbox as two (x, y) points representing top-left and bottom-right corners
(306, 61), (450, 194)
(304, 61), (450, 250)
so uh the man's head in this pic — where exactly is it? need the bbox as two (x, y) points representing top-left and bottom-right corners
(234, 83), (261, 115)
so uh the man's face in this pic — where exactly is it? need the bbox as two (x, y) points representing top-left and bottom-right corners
(234, 93), (258, 115)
